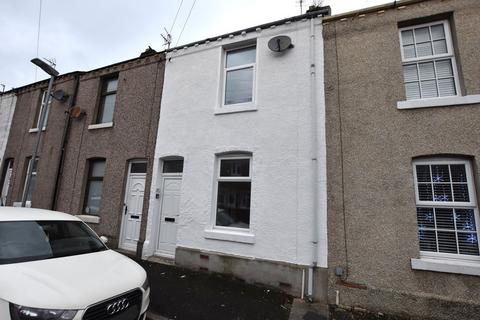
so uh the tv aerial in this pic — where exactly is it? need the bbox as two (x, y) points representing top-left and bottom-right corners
(161, 27), (172, 49)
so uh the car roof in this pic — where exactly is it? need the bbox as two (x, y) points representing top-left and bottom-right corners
(0, 207), (81, 222)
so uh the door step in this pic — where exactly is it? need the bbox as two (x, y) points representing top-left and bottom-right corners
(147, 255), (176, 266)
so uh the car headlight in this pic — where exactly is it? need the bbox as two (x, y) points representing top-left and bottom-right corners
(9, 303), (77, 320)
(141, 276), (150, 292)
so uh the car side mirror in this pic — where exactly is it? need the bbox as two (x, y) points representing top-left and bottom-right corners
(100, 236), (108, 244)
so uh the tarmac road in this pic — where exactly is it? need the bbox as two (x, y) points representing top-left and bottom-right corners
(138, 260), (293, 320)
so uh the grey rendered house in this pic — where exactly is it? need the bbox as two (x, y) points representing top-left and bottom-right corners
(324, 0), (480, 318)
(0, 50), (165, 252)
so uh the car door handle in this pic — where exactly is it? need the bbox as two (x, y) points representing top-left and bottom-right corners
(165, 217), (175, 222)
(131, 215), (140, 219)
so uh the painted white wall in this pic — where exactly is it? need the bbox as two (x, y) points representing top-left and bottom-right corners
(0, 93), (16, 166)
(144, 17), (328, 267)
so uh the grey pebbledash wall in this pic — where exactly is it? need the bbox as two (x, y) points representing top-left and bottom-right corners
(323, 0), (480, 319)
(2, 74), (79, 209)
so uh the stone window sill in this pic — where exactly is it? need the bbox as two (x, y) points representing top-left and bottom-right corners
(88, 122), (113, 130)
(76, 214), (101, 224)
(204, 228), (255, 244)
(411, 258), (480, 276)
(29, 127), (46, 133)
(214, 104), (257, 115)
(12, 201), (31, 208)
(397, 94), (480, 110)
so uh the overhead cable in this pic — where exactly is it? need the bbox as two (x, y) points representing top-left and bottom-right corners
(175, 0), (197, 47)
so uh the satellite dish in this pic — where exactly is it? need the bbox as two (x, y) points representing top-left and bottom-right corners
(268, 35), (294, 52)
(51, 89), (68, 102)
(70, 106), (85, 119)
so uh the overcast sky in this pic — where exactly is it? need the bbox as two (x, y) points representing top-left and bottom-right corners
(0, 0), (390, 90)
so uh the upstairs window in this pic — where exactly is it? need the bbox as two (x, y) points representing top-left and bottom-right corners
(413, 159), (479, 258)
(32, 90), (51, 130)
(83, 159), (106, 215)
(224, 46), (256, 105)
(215, 156), (252, 229)
(399, 21), (459, 100)
(96, 77), (118, 124)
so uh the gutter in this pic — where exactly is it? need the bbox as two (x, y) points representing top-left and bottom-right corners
(166, 6), (331, 53)
(51, 74), (80, 210)
(323, 0), (431, 22)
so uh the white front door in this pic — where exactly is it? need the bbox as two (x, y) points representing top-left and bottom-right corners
(119, 161), (147, 251)
(155, 175), (182, 257)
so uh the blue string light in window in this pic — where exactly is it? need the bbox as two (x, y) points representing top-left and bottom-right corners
(425, 212), (434, 223)
(466, 234), (478, 244)
(418, 228), (425, 241)
(434, 195), (449, 201)
(463, 220), (475, 231)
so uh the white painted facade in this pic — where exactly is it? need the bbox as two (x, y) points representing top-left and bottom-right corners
(143, 17), (328, 269)
(0, 92), (16, 169)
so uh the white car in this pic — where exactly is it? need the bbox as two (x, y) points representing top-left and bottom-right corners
(0, 207), (150, 320)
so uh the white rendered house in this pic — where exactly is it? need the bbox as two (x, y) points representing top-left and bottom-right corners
(143, 8), (330, 300)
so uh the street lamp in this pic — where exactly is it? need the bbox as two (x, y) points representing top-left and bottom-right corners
(21, 58), (59, 207)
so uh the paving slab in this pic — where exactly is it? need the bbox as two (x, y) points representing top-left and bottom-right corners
(288, 299), (329, 320)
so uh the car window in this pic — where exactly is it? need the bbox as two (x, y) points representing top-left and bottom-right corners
(0, 220), (107, 264)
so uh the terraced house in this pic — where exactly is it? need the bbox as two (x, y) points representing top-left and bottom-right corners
(323, 0), (480, 318)
(142, 6), (331, 301)
(0, 92), (16, 206)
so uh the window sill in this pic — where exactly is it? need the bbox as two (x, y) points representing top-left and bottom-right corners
(88, 122), (113, 130)
(411, 258), (480, 276)
(215, 105), (257, 115)
(29, 127), (46, 133)
(204, 228), (255, 244)
(397, 94), (480, 110)
(76, 214), (101, 224)
(12, 201), (31, 208)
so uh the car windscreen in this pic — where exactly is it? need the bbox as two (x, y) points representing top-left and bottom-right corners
(0, 220), (107, 264)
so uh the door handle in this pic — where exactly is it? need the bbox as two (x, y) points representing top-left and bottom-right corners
(124, 205), (128, 215)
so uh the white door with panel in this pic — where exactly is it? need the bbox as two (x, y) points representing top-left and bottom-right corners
(155, 159), (184, 258)
(119, 161), (147, 251)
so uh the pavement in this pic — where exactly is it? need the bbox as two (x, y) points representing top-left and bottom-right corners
(137, 259), (293, 320)
(134, 255), (407, 320)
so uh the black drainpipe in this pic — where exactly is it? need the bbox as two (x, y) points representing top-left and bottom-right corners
(51, 74), (81, 210)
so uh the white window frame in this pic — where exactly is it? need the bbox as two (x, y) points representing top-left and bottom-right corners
(399, 20), (460, 101)
(211, 154), (253, 233)
(412, 158), (480, 263)
(30, 90), (51, 132)
(221, 44), (257, 109)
